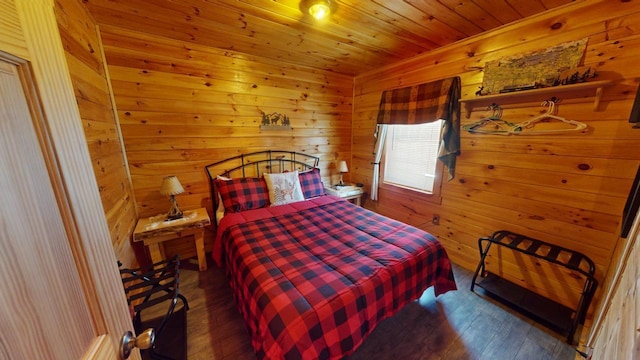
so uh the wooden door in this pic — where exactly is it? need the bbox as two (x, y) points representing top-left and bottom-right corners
(0, 1), (139, 358)
(0, 57), (133, 359)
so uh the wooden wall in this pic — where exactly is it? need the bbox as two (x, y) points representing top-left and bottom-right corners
(353, 0), (640, 318)
(55, 0), (139, 268)
(97, 24), (353, 255)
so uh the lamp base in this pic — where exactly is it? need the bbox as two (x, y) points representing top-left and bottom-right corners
(167, 212), (183, 221)
(166, 195), (183, 220)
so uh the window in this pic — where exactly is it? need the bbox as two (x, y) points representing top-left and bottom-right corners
(383, 121), (444, 194)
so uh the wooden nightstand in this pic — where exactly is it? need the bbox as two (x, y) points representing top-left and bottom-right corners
(133, 207), (211, 271)
(324, 185), (364, 206)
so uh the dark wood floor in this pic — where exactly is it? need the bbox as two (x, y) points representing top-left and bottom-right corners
(168, 259), (577, 360)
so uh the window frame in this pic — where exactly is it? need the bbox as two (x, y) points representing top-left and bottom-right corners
(379, 123), (445, 205)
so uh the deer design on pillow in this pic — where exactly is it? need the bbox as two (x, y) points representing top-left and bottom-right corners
(275, 178), (296, 202)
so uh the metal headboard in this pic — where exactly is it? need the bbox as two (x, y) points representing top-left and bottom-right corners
(204, 150), (320, 213)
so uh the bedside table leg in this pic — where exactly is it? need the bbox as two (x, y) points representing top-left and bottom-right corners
(147, 243), (165, 265)
(194, 229), (207, 271)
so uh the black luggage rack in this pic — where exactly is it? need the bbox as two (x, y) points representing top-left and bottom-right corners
(120, 255), (189, 360)
(470, 230), (597, 344)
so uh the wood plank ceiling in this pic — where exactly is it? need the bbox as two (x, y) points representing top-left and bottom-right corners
(84, 0), (575, 76)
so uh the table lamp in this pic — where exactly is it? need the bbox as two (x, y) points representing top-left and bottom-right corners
(337, 160), (348, 186)
(160, 175), (185, 220)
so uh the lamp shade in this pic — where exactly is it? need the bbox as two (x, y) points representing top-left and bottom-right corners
(338, 160), (348, 173)
(159, 175), (184, 196)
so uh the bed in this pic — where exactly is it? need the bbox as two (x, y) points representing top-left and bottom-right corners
(205, 151), (457, 359)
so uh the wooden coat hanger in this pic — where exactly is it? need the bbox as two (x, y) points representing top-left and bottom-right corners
(513, 98), (587, 135)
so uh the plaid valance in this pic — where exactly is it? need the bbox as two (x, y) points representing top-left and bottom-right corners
(375, 76), (461, 179)
(376, 77), (460, 125)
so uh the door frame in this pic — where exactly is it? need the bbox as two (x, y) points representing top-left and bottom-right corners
(4, 0), (137, 358)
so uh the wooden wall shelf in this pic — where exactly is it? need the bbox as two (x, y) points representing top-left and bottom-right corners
(459, 80), (614, 117)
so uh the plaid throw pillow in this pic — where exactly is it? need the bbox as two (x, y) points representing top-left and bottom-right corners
(298, 168), (325, 198)
(215, 177), (270, 213)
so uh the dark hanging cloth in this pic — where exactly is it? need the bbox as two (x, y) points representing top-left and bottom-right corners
(376, 76), (461, 179)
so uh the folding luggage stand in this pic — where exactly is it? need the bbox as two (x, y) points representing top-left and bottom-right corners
(471, 230), (597, 344)
(120, 255), (189, 359)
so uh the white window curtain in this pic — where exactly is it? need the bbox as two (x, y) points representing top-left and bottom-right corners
(371, 124), (387, 200)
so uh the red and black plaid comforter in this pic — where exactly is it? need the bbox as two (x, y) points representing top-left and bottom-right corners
(214, 196), (457, 359)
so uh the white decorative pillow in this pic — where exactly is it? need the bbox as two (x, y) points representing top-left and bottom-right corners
(263, 171), (305, 206)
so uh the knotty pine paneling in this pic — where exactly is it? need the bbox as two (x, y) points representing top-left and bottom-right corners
(353, 0), (640, 321)
(55, 0), (139, 268)
(99, 25), (353, 255)
(83, 0), (574, 76)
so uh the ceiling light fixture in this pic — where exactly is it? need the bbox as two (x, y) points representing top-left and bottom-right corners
(308, 0), (332, 20)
